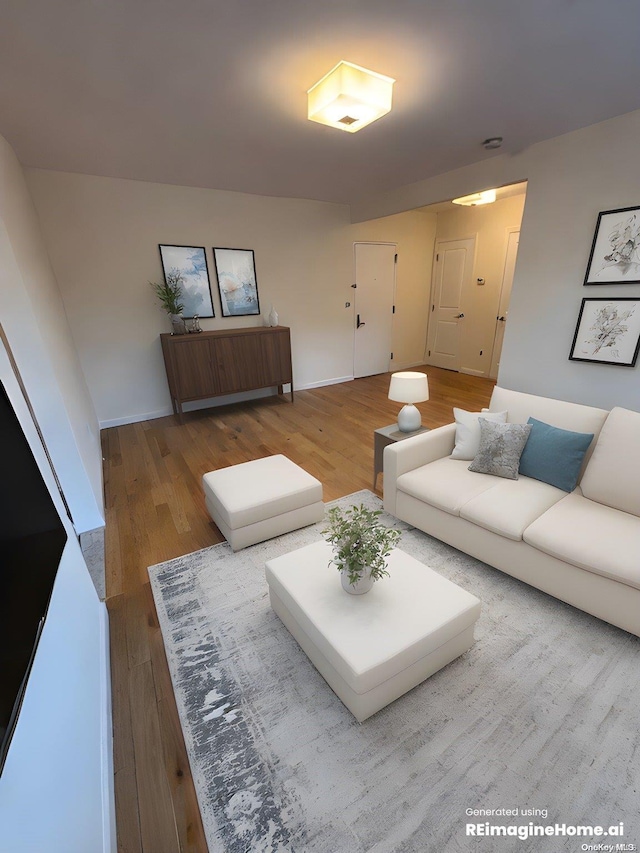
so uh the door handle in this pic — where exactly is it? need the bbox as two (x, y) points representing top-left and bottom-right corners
(455, 313), (465, 319)
(497, 315), (506, 322)
(357, 314), (366, 328)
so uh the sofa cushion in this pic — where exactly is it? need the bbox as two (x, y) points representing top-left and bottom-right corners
(523, 491), (640, 590)
(460, 476), (566, 541)
(450, 408), (507, 460)
(468, 420), (532, 480)
(396, 457), (499, 516)
(579, 407), (640, 517)
(518, 417), (594, 492)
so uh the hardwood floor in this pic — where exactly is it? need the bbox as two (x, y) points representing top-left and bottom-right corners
(104, 366), (494, 852)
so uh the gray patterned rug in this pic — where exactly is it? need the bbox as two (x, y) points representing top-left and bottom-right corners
(148, 491), (640, 853)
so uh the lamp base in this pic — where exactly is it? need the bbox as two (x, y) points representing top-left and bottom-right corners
(397, 404), (422, 433)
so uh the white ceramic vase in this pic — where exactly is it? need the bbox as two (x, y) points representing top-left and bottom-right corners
(170, 313), (187, 335)
(340, 568), (374, 595)
(268, 306), (279, 327)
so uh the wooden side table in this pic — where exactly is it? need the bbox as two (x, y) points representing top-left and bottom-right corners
(373, 424), (430, 490)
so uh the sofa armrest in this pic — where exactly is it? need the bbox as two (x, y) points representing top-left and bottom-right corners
(383, 423), (456, 516)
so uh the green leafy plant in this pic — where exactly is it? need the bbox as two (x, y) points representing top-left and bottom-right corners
(150, 269), (185, 315)
(322, 504), (401, 586)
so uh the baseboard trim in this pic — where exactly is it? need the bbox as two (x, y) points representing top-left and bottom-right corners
(390, 360), (426, 371)
(100, 377), (357, 428)
(100, 408), (174, 429)
(296, 376), (354, 390)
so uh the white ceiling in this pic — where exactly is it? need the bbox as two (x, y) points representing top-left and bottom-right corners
(1, 0), (639, 206)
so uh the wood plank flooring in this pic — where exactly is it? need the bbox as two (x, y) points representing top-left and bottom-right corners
(104, 366), (494, 852)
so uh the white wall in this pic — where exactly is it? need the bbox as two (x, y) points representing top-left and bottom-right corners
(25, 169), (434, 427)
(430, 194), (525, 376)
(351, 109), (640, 412)
(0, 134), (104, 531)
(0, 340), (113, 853)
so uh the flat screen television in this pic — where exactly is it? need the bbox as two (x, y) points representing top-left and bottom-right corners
(0, 381), (67, 774)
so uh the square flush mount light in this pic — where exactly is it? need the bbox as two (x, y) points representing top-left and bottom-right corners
(452, 189), (497, 206)
(307, 61), (395, 133)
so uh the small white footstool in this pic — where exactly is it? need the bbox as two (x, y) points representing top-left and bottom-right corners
(265, 541), (481, 721)
(203, 454), (324, 550)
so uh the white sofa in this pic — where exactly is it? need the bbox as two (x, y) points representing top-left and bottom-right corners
(383, 387), (640, 638)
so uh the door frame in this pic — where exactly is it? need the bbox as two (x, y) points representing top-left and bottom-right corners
(489, 226), (520, 380)
(424, 234), (477, 370)
(352, 241), (398, 378)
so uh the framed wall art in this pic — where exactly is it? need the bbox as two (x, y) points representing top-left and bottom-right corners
(212, 247), (261, 317)
(569, 297), (640, 366)
(583, 206), (640, 285)
(158, 244), (215, 318)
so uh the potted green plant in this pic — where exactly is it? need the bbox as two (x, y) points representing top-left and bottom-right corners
(150, 270), (187, 334)
(323, 504), (401, 595)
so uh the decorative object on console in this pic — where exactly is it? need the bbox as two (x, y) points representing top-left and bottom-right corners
(450, 407), (508, 460)
(388, 371), (429, 433)
(268, 305), (279, 327)
(569, 298), (640, 366)
(584, 205), (640, 285)
(518, 417), (594, 492)
(150, 271), (188, 334)
(468, 419), (532, 480)
(213, 247), (260, 317)
(188, 314), (202, 333)
(322, 503), (400, 594)
(158, 244), (215, 318)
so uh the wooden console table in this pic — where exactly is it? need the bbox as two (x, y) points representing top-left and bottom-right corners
(160, 326), (293, 421)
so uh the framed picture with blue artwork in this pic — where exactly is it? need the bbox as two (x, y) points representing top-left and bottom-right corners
(212, 247), (261, 317)
(158, 244), (215, 318)
(569, 297), (640, 366)
(583, 206), (640, 285)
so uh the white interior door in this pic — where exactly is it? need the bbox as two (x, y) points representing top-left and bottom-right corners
(425, 237), (475, 371)
(353, 243), (396, 378)
(490, 230), (520, 380)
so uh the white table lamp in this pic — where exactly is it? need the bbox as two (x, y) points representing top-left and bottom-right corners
(388, 371), (429, 432)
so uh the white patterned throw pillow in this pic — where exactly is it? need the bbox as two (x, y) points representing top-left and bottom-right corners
(468, 419), (532, 480)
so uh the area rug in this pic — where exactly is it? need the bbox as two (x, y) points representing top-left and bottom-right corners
(149, 491), (640, 853)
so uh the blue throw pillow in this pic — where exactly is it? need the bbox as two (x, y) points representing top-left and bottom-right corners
(518, 417), (594, 492)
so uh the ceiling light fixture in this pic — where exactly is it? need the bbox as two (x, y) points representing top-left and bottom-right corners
(307, 61), (395, 133)
(451, 189), (497, 206)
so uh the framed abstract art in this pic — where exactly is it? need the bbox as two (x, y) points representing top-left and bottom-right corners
(158, 244), (215, 318)
(583, 206), (640, 285)
(569, 297), (640, 366)
(212, 248), (261, 317)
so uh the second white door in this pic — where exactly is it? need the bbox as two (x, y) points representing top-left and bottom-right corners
(353, 243), (396, 378)
(425, 237), (476, 371)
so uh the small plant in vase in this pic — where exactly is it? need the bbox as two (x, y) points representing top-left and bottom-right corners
(150, 270), (187, 334)
(322, 504), (401, 595)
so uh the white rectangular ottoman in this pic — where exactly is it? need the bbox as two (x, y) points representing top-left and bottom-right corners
(265, 541), (481, 721)
(203, 454), (324, 550)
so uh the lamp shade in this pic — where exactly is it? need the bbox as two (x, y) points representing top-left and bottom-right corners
(307, 61), (394, 133)
(388, 371), (429, 404)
